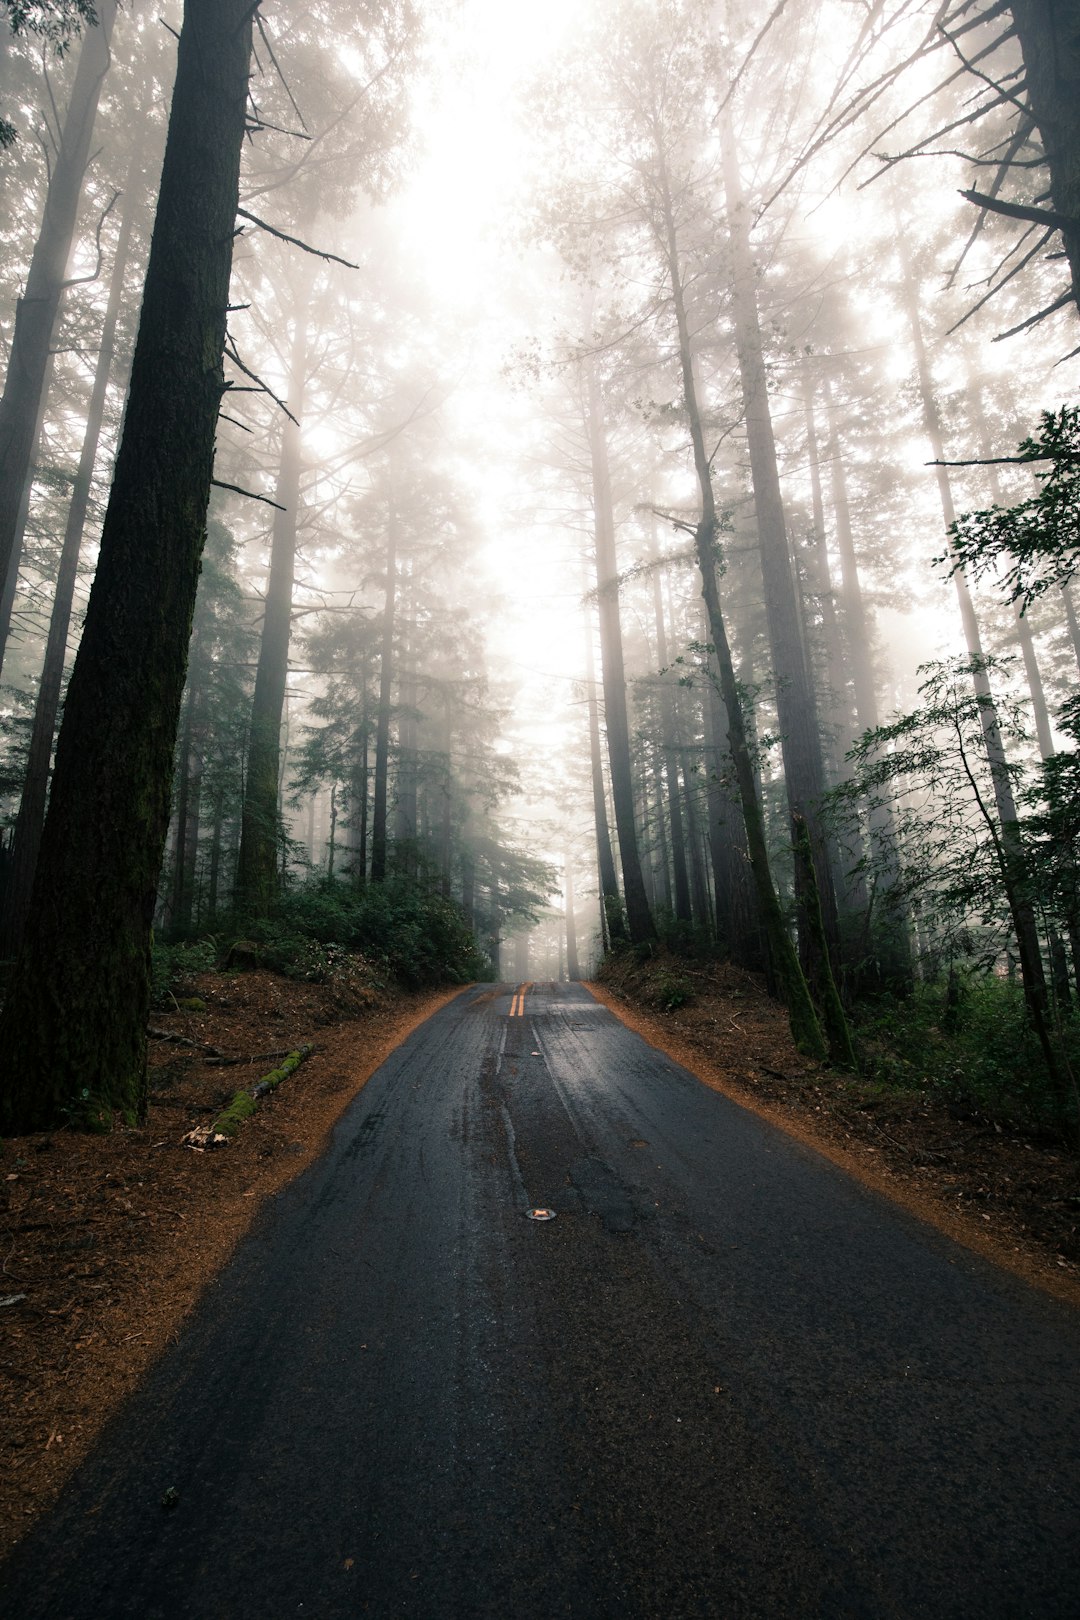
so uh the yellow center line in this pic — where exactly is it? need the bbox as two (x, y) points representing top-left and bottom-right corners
(508, 982), (533, 1017)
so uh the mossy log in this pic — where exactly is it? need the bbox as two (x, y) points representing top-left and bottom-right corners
(206, 1044), (314, 1142)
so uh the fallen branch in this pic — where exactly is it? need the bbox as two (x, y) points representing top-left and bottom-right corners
(148, 1028), (226, 1058)
(204, 1047), (294, 1068)
(182, 1044), (315, 1150)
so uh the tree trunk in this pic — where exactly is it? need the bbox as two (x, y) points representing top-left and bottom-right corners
(654, 151), (828, 1059)
(719, 118), (842, 990)
(168, 676), (204, 934)
(235, 268), (313, 917)
(823, 369), (913, 992)
(582, 591), (623, 940)
(0, 0), (254, 1136)
(585, 363), (655, 944)
(0, 139), (143, 959)
(648, 533), (691, 923)
(0, 0), (117, 636)
(206, 788), (225, 925)
(802, 382), (851, 770)
(370, 475), (397, 883)
(564, 852), (580, 980)
(903, 264), (1059, 1086)
(1009, 0), (1080, 319)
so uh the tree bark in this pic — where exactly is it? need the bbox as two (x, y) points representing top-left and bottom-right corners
(370, 474), (397, 883)
(582, 590), (623, 940)
(0, 0), (117, 639)
(564, 852), (580, 980)
(1009, 0), (1080, 319)
(653, 150), (828, 1059)
(235, 266), (313, 917)
(718, 119), (842, 988)
(0, 136), (142, 958)
(903, 264), (1058, 1084)
(585, 362), (655, 944)
(648, 533), (691, 923)
(0, 0), (254, 1135)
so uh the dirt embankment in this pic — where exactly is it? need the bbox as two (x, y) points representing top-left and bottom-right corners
(0, 970), (465, 1561)
(592, 954), (1080, 1309)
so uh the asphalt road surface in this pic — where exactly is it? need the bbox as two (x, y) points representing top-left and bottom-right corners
(4, 981), (1079, 1619)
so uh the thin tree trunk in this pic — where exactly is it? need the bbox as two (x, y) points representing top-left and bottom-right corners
(583, 593), (623, 939)
(648, 531), (691, 922)
(585, 361), (655, 943)
(803, 382), (850, 770)
(654, 150), (828, 1060)
(0, 0), (117, 632)
(206, 788), (225, 926)
(718, 125), (846, 1010)
(371, 473), (397, 883)
(823, 369), (913, 991)
(0, 138), (142, 957)
(565, 852), (580, 980)
(0, 0), (254, 1135)
(235, 265), (313, 916)
(903, 264), (1059, 1088)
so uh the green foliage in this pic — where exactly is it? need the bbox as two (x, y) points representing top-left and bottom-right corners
(150, 937), (219, 1006)
(857, 976), (1079, 1138)
(240, 875), (489, 988)
(653, 967), (693, 1011)
(829, 656), (1030, 974)
(945, 407), (1080, 607)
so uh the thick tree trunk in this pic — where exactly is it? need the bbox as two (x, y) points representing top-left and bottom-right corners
(0, 0), (254, 1136)
(719, 122), (842, 991)
(0, 1), (117, 633)
(585, 364), (655, 944)
(1009, 0), (1080, 319)
(235, 272), (313, 917)
(0, 144), (142, 959)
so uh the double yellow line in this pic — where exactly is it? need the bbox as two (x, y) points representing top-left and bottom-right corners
(508, 982), (533, 1017)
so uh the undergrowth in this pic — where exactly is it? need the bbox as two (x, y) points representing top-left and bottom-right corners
(156, 874), (489, 1001)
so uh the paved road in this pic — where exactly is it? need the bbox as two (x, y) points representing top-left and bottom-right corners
(3, 981), (1079, 1619)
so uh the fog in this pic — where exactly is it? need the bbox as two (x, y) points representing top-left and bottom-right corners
(0, 0), (1076, 1010)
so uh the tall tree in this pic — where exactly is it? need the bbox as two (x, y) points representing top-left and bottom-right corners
(0, 0), (116, 639)
(0, 0), (255, 1134)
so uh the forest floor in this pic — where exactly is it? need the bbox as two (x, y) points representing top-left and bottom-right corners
(594, 952), (1080, 1311)
(0, 966), (465, 1562)
(3, 960), (1079, 1562)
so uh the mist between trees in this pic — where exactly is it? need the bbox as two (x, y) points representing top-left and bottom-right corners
(0, 0), (1077, 1137)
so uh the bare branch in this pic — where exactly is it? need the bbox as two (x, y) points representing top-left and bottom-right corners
(235, 207), (359, 270)
(958, 187), (1077, 233)
(211, 478), (285, 510)
(59, 188), (119, 289)
(991, 289), (1074, 341)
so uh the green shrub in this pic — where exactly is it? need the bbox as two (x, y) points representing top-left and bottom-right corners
(237, 876), (488, 988)
(856, 972), (1079, 1136)
(150, 937), (220, 1005)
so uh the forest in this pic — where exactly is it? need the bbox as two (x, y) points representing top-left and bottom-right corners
(0, 0), (1077, 1142)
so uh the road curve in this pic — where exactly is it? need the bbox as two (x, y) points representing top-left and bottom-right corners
(3, 980), (1078, 1618)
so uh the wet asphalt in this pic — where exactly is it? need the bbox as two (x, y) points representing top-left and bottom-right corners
(2, 980), (1079, 1619)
